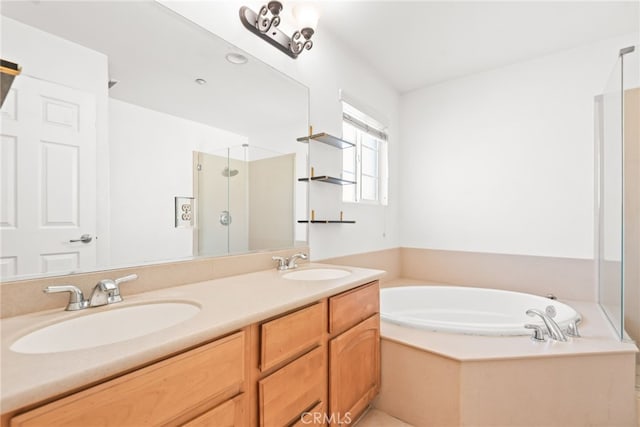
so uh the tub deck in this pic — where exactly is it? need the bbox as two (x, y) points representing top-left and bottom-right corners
(375, 279), (638, 426)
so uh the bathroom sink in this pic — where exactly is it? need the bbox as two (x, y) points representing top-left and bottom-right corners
(10, 302), (200, 354)
(283, 268), (351, 281)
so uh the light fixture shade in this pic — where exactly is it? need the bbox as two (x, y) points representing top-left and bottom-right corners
(292, 4), (318, 30)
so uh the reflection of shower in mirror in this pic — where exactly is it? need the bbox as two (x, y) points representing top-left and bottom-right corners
(222, 167), (239, 177)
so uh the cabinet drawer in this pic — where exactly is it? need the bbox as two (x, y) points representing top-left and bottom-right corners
(184, 393), (245, 427)
(329, 282), (379, 335)
(259, 346), (325, 427)
(292, 401), (326, 427)
(260, 302), (324, 372)
(11, 331), (245, 427)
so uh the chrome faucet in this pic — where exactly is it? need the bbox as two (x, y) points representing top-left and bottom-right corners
(89, 274), (138, 307)
(43, 285), (89, 311)
(287, 253), (307, 269)
(566, 318), (581, 337)
(525, 307), (568, 342)
(272, 256), (289, 271)
(272, 253), (308, 271)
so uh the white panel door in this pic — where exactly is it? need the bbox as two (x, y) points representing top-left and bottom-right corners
(0, 76), (96, 280)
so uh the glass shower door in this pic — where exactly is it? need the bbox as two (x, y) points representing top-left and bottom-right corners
(596, 46), (638, 341)
(596, 57), (623, 339)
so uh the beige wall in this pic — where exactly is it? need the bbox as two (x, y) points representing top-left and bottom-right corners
(0, 247), (308, 319)
(323, 247), (595, 301)
(321, 248), (402, 283)
(249, 154), (295, 251)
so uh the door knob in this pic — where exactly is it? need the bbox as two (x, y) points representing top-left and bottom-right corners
(70, 234), (92, 243)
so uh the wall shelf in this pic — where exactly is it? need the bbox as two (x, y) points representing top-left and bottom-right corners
(298, 176), (356, 185)
(297, 220), (356, 224)
(296, 132), (355, 149)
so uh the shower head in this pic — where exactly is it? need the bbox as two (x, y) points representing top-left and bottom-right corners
(222, 167), (239, 177)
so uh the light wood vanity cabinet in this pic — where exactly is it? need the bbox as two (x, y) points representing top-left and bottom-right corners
(328, 282), (380, 425)
(183, 393), (246, 427)
(259, 302), (324, 372)
(10, 331), (247, 427)
(329, 315), (380, 425)
(259, 346), (325, 426)
(8, 281), (380, 427)
(328, 281), (379, 335)
(256, 301), (327, 427)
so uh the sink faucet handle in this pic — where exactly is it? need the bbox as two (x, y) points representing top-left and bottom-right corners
(115, 274), (138, 286)
(287, 253), (308, 269)
(108, 274), (138, 303)
(43, 285), (89, 311)
(525, 324), (547, 342)
(272, 256), (288, 271)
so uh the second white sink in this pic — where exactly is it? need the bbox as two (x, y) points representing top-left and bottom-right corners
(10, 302), (200, 354)
(283, 268), (351, 281)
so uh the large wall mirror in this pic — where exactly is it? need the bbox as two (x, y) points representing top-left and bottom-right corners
(0, 1), (309, 282)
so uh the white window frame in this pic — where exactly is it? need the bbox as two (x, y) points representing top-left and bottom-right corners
(341, 103), (388, 205)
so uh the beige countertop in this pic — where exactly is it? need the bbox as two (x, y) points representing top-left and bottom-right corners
(380, 278), (639, 361)
(0, 263), (384, 414)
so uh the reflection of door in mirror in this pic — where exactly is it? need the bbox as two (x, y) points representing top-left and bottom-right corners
(1, 69), (97, 280)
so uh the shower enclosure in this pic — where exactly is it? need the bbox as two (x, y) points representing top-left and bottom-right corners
(194, 145), (295, 257)
(596, 45), (639, 342)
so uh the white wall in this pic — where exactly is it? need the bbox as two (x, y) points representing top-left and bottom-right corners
(400, 34), (639, 260)
(160, 1), (401, 260)
(108, 98), (246, 266)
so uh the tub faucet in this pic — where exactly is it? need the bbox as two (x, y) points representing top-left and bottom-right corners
(566, 318), (581, 337)
(526, 308), (568, 342)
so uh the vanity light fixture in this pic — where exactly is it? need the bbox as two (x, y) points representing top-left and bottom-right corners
(239, 1), (318, 59)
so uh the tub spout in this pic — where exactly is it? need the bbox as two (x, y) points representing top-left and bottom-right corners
(526, 308), (568, 342)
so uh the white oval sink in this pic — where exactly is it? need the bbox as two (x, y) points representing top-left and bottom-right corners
(283, 268), (351, 281)
(10, 302), (200, 354)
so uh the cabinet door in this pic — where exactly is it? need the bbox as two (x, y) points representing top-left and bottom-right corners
(183, 393), (245, 427)
(11, 332), (245, 427)
(259, 346), (325, 427)
(329, 315), (380, 425)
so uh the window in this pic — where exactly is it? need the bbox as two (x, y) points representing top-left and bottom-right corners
(342, 103), (388, 205)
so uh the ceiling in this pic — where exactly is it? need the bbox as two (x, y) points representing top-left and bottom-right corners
(316, 1), (640, 93)
(1, 1), (308, 141)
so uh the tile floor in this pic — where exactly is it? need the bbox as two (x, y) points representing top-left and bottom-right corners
(356, 409), (412, 427)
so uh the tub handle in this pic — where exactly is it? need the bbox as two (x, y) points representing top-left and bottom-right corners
(525, 324), (546, 342)
(566, 318), (581, 337)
